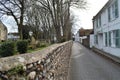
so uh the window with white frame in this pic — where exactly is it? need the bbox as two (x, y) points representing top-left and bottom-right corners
(112, 2), (116, 19)
(105, 32), (108, 46)
(108, 7), (111, 22)
(113, 30), (120, 48)
(96, 20), (98, 28)
(115, 0), (119, 18)
(108, 31), (111, 46)
(98, 16), (101, 27)
(95, 35), (98, 44)
(108, 0), (119, 21)
(96, 16), (101, 28)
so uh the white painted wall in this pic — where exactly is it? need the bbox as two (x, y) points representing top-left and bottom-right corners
(90, 34), (94, 48)
(94, 0), (120, 57)
(80, 36), (87, 44)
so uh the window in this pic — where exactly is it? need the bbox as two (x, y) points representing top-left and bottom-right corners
(112, 3), (116, 19)
(98, 16), (101, 27)
(96, 16), (101, 28)
(96, 20), (98, 28)
(108, 32), (111, 46)
(108, 7), (111, 21)
(95, 35), (98, 44)
(108, 0), (119, 21)
(105, 32), (108, 46)
(113, 30), (120, 48)
(115, 0), (119, 18)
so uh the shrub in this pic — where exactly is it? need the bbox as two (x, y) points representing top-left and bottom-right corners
(40, 43), (47, 48)
(0, 41), (15, 57)
(27, 39), (31, 44)
(60, 37), (66, 43)
(36, 41), (40, 48)
(16, 40), (28, 54)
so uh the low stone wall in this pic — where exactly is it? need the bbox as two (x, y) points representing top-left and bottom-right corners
(0, 41), (72, 80)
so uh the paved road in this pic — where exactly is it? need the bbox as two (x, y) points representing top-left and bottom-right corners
(70, 42), (120, 80)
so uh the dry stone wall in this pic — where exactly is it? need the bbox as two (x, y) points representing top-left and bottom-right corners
(0, 41), (72, 80)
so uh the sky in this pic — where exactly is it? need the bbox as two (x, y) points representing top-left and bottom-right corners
(1, 0), (108, 33)
(2, 15), (17, 33)
(71, 0), (108, 34)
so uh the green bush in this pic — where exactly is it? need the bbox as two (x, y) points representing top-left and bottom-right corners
(27, 39), (31, 44)
(36, 41), (40, 48)
(60, 37), (66, 43)
(40, 43), (47, 48)
(0, 41), (15, 57)
(16, 40), (28, 54)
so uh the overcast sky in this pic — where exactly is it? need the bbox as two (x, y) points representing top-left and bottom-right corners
(71, 0), (108, 34)
(2, 0), (109, 33)
(2, 16), (17, 33)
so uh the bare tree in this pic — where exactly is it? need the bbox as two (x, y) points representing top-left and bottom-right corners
(0, 0), (86, 42)
(34, 0), (69, 42)
(0, 0), (29, 39)
(26, 1), (52, 41)
(26, 0), (87, 42)
(70, 0), (87, 8)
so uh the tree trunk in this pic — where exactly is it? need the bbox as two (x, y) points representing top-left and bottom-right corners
(19, 0), (25, 40)
(55, 25), (62, 42)
(18, 24), (22, 40)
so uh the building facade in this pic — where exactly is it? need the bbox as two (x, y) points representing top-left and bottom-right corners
(79, 28), (93, 48)
(93, 0), (120, 56)
(0, 21), (7, 41)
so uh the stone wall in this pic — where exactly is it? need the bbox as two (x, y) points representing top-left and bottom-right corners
(0, 41), (72, 80)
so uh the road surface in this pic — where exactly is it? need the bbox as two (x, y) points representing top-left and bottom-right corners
(70, 42), (120, 80)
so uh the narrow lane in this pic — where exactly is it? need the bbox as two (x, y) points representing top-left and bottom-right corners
(70, 42), (120, 80)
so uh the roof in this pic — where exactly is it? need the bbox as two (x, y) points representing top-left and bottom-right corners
(93, 0), (113, 20)
(79, 28), (93, 36)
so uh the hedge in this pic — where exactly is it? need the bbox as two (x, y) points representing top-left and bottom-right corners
(16, 40), (28, 54)
(0, 41), (15, 57)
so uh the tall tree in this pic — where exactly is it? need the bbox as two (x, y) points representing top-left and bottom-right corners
(0, 0), (87, 42)
(0, 0), (28, 39)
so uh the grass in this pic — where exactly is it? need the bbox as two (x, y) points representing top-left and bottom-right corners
(13, 45), (48, 55)
(0, 42), (4, 44)
(27, 43), (51, 53)
(27, 46), (47, 53)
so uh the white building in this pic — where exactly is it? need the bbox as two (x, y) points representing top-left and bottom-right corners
(93, 0), (120, 57)
(80, 36), (87, 43)
(8, 33), (19, 40)
(90, 34), (94, 48)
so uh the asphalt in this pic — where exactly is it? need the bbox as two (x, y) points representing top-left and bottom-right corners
(70, 42), (120, 80)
